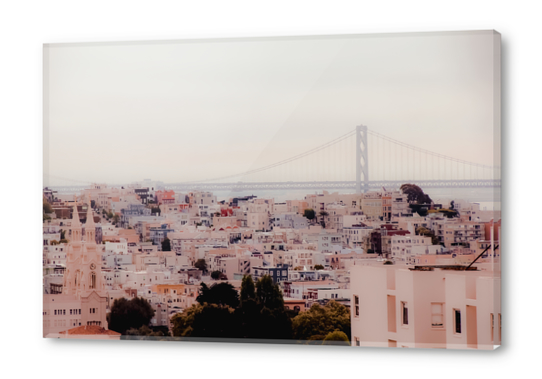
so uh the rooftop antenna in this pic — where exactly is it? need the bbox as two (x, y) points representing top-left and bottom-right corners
(466, 243), (499, 270)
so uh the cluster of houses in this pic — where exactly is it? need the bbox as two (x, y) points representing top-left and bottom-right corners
(42, 180), (501, 349)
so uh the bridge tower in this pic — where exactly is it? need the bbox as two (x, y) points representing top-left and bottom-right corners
(356, 124), (369, 193)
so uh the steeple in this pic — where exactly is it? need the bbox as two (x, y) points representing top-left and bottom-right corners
(71, 195), (82, 242)
(85, 200), (96, 243)
(72, 195), (81, 228)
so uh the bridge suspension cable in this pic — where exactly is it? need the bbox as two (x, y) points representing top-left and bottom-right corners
(367, 129), (497, 170)
(183, 129), (356, 184)
(47, 124), (500, 192)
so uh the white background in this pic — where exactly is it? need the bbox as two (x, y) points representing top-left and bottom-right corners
(0, 1), (538, 378)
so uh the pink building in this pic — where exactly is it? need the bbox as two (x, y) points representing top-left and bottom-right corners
(156, 190), (176, 204)
(350, 263), (500, 349)
(43, 199), (110, 337)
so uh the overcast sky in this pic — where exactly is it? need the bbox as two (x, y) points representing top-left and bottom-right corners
(44, 31), (499, 187)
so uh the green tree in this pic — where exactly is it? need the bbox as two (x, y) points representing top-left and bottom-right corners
(161, 238), (171, 251)
(322, 330), (350, 346)
(107, 297), (155, 335)
(112, 214), (120, 225)
(303, 209), (316, 221)
(318, 211), (329, 228)
(416, 226), (440, 245)
(125, 325), (170, 339)
(171, 303), (201, 337)
(314, 264), (324, 270)
(43, 199), (53, 221)
(256, 275), (284, 310)
(194, 258), (207, 273)
(240, 275), (256, 303)
(211, 270), (227, 280)
(400, 183), (432, 204)
(292, 301), (351, 342)
(171, 303), (237, 338)
(196, 282), (239, 308)
(173, 275), (294, 341)
(43, 199), (53, 214)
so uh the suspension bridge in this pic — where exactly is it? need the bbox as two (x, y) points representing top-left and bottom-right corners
(48, 125), (500, 194)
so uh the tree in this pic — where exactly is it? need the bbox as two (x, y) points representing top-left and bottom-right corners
(256, 275), (284, 310)
(211, 270), (227, 280)
(112, 214), (120, 225)
(194, 258), (207, 273)
(400, 183), (432, 205)
(240, 275), (256, 303)
(436, 208), (459, 218)
(171, 303), (237, 338)
(245, 275), (292, 340)
(292, 301), (351, 342)
(196, 282), (239, 308)
(416, 226), (440, 245)
(314, 264), (324, 270)
(90, 200), (96, 209)
(59, 229), (66, 240)
(322, 330), (350, 346)
(107, 297), (155, 335)
(125, 325), (170, 339)
(318, 211), (329, 228)
(173, 275), (293, 341)
(161, 238), (171, 252)
(43, 199), (53, 214)
(303, 209), (316, 221)
(43, 199), (53, 221)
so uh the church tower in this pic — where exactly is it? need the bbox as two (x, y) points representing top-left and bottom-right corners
(63, 198), (108, 328)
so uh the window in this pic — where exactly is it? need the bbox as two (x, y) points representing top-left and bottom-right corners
(431, 303), (444, 328)
(490, 313), (494, 342)
(401, 302), (408, 325)
(454, 309), (461, 334)
(498, 313), (502, 342)
(354, 295), (360, 317)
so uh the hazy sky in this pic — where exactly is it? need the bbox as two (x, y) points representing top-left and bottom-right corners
(44, 31), (499, 187)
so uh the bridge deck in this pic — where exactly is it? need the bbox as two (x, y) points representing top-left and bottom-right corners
(49, 179), (500, 193)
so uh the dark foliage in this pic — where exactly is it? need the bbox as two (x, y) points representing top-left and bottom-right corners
(161, 238), (171, 251)
(107, 297), (155, 335)
(197, 282), (239, 308)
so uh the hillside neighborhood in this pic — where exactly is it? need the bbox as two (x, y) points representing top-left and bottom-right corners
(42, 180), (501, 348)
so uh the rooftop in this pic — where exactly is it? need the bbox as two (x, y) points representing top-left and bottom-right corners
(59, 325), (121, 336)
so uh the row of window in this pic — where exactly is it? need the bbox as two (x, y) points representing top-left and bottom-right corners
(354, 296), (501, 339)
(52, 309), (85, 316)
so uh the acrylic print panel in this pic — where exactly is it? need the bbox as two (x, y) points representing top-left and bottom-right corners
(42, 30), (501, 349)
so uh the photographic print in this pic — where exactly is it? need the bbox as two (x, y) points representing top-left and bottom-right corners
(42, 30), (501, 349)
